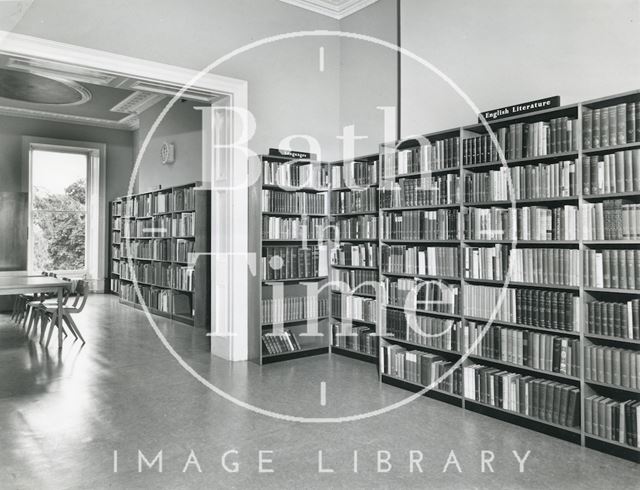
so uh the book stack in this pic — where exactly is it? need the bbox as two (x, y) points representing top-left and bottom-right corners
(382, 137), (460, 178)
(112, 230), (121, 245)
(582, 103), (640, 149)
(464, 321), (580, 376)
(331, 159), (378, 188)
(151, 215), (172, 237)
(382, 209), (459, 241)
(464, 246), (580, 286)
(585, 396), (640, 448)
(584, 249), (640, 289)
(112, 259), (120, 275)
(112, 201), (123, 216)
(133, 194), (154, 217)
(464, 160), (577, 203)
(331, 292), (377, 323)
(330, 243), (378, 268)
(174, 239), (194, 263)
(261, 296), (328, 324)
(463, 284), (580, 332)
(330, 269), (378, 296)
(170, 264), (195, 291)
(463, 117), (579, 166)
(397, 311), (462, 352)
(263, 160), (329, 189)
(112, 245), (121, 259)
(380, 175), (460, 208)
(586, 299), (640, 339)
(585, 345), (640, 389)
(463, 364), (580, 428)
(381, 345), (462, 395)
(582, 150), (640, 195)
(382, 245), (459, 277)
(582, 200), (640, 240)
(262, 245), (328, 280)
(262, 329), (302, 355)
(330, 188), (377, 214)
(332, 324), (378, 355)
(152, 239), (171, 261)
(383, 277), (460, 315)
(173, 212), (195, 237)
(464, 205), (579, 241)
(262, 215), (328, 240)
(154, 191), (172, 213)
(261, 189), (326, 214)
(173, 186), (195, 211)
(332, 215), (378, 241)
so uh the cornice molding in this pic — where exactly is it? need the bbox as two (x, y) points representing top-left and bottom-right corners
(279, 0), (379, 20)
(0, 104), (138, 131)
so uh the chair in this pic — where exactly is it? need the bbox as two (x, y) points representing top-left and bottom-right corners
(39, 280), (89, 347)
(13, 272), (54, 326)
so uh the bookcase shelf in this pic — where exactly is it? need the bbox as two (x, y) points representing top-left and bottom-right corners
(584, 287), (640, 295)
(463, 196), (579, 207)
(381, 374), (464, 406)
(382, 304), (462, 320)
(382, 335), (461, 357)
(464, 277), (580, 291)
(462, 151), (579, 170)
(330, 345), (377, 363)
(467, 354), (581, 383)
(582, 141), (640, 155)
(380, 203), (460, 212)
(108, 182), (211, 328)
(585, 379), (640, 395)
(464, 315), (581, 337)
(585, 334), (640, 345)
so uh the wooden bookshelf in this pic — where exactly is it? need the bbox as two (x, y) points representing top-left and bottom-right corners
(249, 154), (331, 364)
(375, 90), (640, 463)
(328, 154), (380, 362)
(108, 182), (211, 328)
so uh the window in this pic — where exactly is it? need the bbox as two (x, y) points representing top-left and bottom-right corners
(30, 149), (88, 273)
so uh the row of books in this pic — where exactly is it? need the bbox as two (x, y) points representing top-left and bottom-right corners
(110, 278), (120, 294)
(120, 262), (195, 291)
(383, 277), (460, 315)
(112, 217), (121, 231)
(262, 245), (328, 281)
(121, 216), (170, 238)
(262, 189), (326, 215)
(386, 308), (461, 352)
(582, 103), (640, 149)
(464, 118), (579, 165)
(330, 243), (378, 268)
(330, 269), (378, 296)
(173, 212), (195, 237)
(381, 245), (459, 277)
(120, 239), (171, 261)
(463, 284), (580, 332)
(121, 189), (196, 217)
(331, 292), (377, 323)
(584, 345), (640, 389)
(261, 329), (302, 355)
(586, 299), (640, 340)
(120, 283), (192, 316)
(330, 188), (378, 215)
(263, 160), (329, 189)
(261, 216), (328, 240)
(172, 186), (196, 212)
(379, 175), (460, 208)
(585, 396), (640, 448)
(123, 194), (153, 217)
(382, 137), (460, 177)
(261, 296), (328, 325)
(112, 245), (120, 259)
(463, 364), (580, 428)
(583, 150), (640, 195)
(332, 324), (377, 356)
(112, 231), (121, 245)
(331, 160), (378, 188)
(111, 259), (120, 275)
(112, 201), (123, 217)
(464, 321), (580, 377)
(331, 215), (378, 241)
(381, 344), (462, 395)
(174, 239), (195, 263)
(464, 205), (579, 241)
(582, 200), (640, 240)
(464, 246), (580, 286)
(381, 209), (459, 241)
(464, 161), (578, 203)
(584, 249), (640, 289)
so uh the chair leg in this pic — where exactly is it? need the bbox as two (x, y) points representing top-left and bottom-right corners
(26, 308), (38, 337)
(62, 315), (78, 341)
(45, 313), (57, 348)
(39, 312), (49, 344)
(66, 314), (84, 344)
(11, 296), (19, 321)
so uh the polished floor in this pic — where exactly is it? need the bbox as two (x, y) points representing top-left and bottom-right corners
(0, 295), (637, 489)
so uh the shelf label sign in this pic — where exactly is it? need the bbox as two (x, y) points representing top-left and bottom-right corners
(268, 148), (316, 160)
(479, 96), (560, 122)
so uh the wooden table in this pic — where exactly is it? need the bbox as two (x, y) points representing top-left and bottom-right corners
(0, 275), (70, 350)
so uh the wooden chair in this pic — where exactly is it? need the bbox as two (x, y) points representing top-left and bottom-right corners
(13, 272), (54, 326)
(39, 280), (89, 347)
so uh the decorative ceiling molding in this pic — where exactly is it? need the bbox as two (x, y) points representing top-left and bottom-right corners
(279, 0), (380, 19)
(110, 90), (165, 114)
(7, 56), (117, 85)
(130, 80), (218, 103)
(0, 104), (139, 130)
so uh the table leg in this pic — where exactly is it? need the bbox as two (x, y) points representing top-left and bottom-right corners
(57, 287), (63, 350)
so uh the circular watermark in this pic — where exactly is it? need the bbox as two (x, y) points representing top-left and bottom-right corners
(126, 30), (517, 423)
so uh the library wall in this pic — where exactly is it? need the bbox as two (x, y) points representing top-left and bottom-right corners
(13, 0), (342, 161)
(339, 0), (398, 156)
(399, 0), (640, 137)
(134, 100), (202, 193)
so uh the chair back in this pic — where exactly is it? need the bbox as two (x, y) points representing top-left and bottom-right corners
(70, 279), (89, 312)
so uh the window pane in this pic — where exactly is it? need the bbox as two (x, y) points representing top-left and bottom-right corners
(32, 210), (86, 271)
(32, 150), (87, 212)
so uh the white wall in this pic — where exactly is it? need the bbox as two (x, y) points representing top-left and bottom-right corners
(400, 0), (640, 137)
(339, 0), (398, 157)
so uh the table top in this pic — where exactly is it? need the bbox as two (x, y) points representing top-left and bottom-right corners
(0, 275), (69, 292)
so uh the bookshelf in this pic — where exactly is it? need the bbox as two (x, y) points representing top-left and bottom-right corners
(250, 154), (331, 364)
(108, 182), (211, 328)
(376, 90), (640, 463)
(329, 154), (380, 363)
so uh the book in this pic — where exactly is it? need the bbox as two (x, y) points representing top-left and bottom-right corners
(382, 245), (459, 277)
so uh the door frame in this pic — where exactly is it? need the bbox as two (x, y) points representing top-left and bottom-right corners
(0, 30), (250, 361)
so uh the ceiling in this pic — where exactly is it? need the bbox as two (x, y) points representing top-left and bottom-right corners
(0, 54), (221, 131)
(279, 0), (380, 19)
